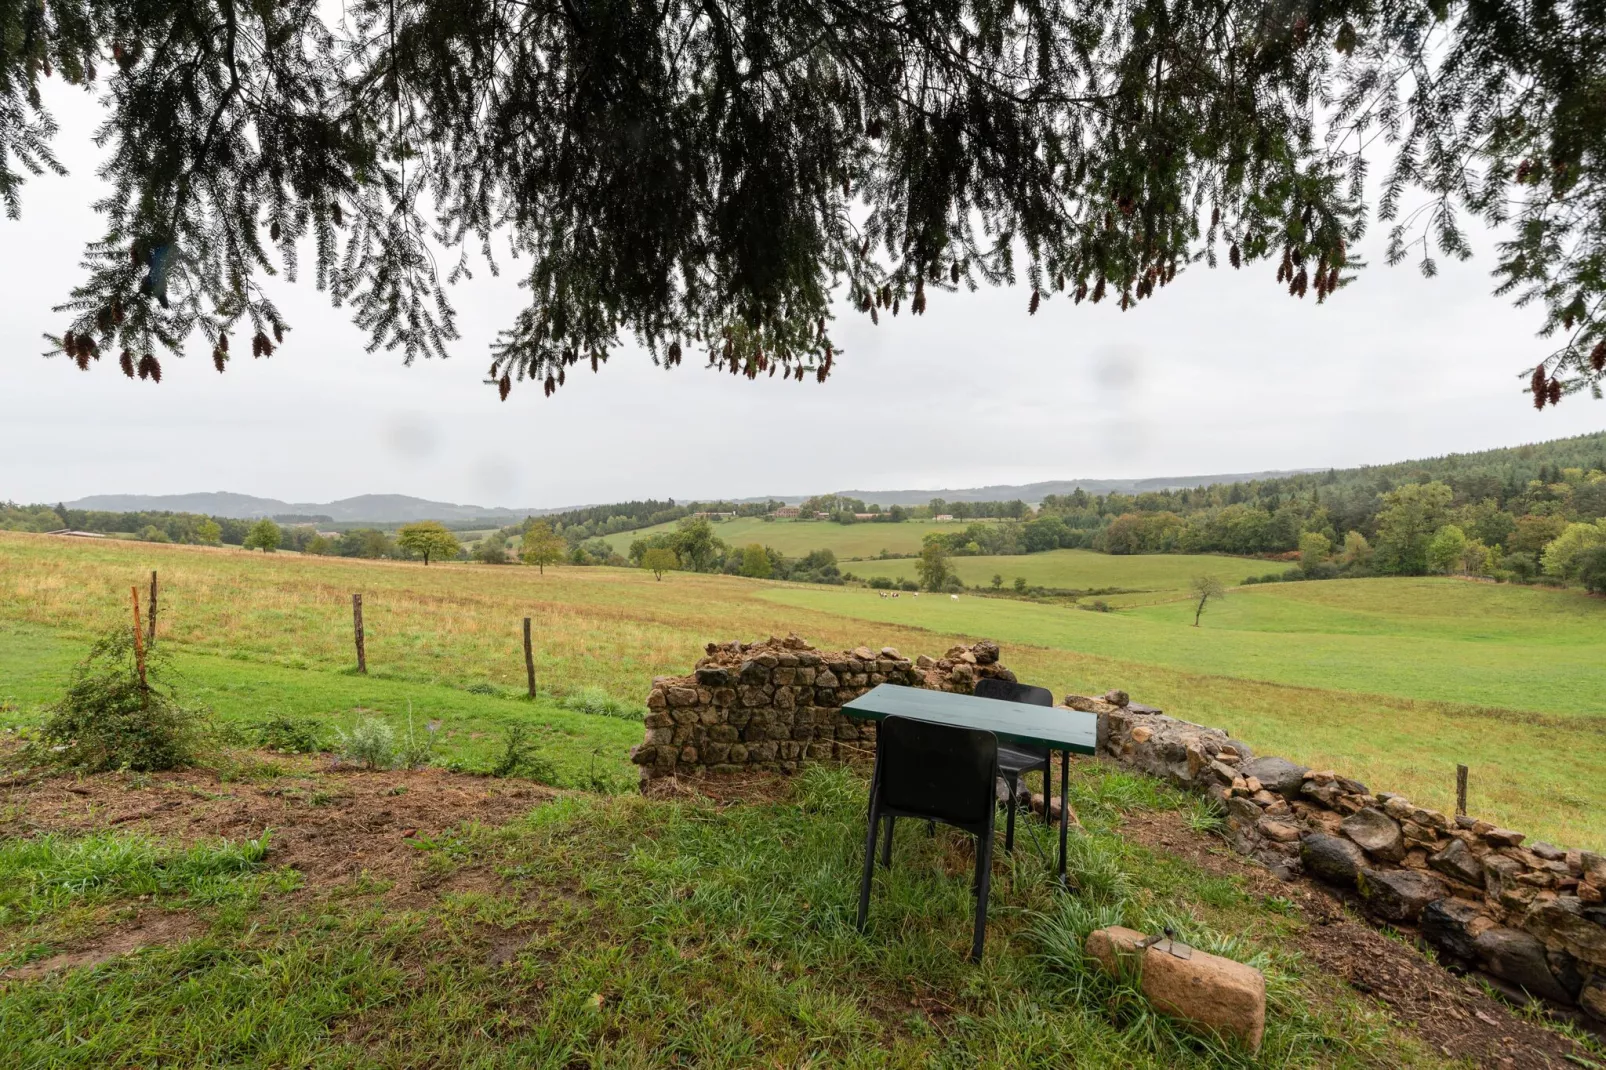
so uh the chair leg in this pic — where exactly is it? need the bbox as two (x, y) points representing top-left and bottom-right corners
(881, 815), (895, 868)
(857, 800), (881, 931)
(1004, 772), (1019, 853)
(971, 811), (996, 963)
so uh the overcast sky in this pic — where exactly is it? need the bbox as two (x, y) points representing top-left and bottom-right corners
(4, 84), (1602, 510)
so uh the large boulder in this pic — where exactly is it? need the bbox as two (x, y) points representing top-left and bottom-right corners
(1420, 898), (1491, 962)
(1340, 808), (1406, 863)
(1357, 867), (1446, 923)
(1582, 981), (1606, 1022)
(1237, 756), (1308, 797)
(1086, 926), (1266, 1052)
(1300, 833), (1367, 888)
(1473, 927), (1574, 1005)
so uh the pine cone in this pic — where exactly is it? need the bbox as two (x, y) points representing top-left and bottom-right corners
(213, 347), (227, 372)
(499, 375), (511, 401)
(270, 220), (281, 241)
(1591, 341), (1605, 372)
(1547, 379), (1562, 406)
(63, 331), (76, 356)
(120, 350), (135, 378)
(951, 261), (960, 284)
(1229, 243), (1241, 269)
(1029, 290), (1040, 314)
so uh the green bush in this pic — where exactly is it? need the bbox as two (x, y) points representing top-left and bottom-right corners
(1577, 545), (1606, 594)
(34, 629), (206, 772)
(334, 715), (395, 770)
(490, 723), (556, 781)
(250, 716), (326, 754)
(867, 575), (894, 590)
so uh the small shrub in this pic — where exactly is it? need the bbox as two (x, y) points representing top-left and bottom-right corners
(898, 579), (918, 592)
(465, 682), (503, 696)
(250, 716), (326, 754)
(490, 723), (556, 781)
(34, 628), (206, 773)
(1241, 575), (1261, 585)
(334, 716), (395, 770)
(1081, 599), (1111, 612)
(558, 686), (644, 721)
(1259, 572), (1283, 583)
(1281, 567), (1306, 581)
(867, 576), (893, 590)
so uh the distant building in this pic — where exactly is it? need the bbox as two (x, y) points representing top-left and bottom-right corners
(934, 514), (955, 522)
(853, 513), (878, 520)
(770, 506), (801, 518)
(691, 511), (737, 521)
(44, 529), (105, 538)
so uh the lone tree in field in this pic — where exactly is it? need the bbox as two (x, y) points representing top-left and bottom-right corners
(520, 521), (566, 574)
(915, 540), (953, 593)
(9, 1), (1605, 408)
(242, 519), (281, 553)
(642, 547), (678, 581)
(397, 521), (460, 565)
(1190, 575), (1225, 627)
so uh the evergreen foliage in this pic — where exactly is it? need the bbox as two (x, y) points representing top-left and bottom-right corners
(5, 0), (1603, 403)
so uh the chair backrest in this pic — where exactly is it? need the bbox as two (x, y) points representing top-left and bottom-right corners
(973, 677), (1054, 707)
(876, 716), (998, 827)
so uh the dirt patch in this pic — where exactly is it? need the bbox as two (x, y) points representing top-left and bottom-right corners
(0, 910), (202, 981)
(1, 757), (555, 899)
(1120, 808), (1600, 1070)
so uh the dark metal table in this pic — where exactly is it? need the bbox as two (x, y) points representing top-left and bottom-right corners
(841, 683), (1098, 888)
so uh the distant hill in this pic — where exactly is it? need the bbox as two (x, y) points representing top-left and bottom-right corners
(65, 491), (553, 523)
(823, 472), (1317, 507)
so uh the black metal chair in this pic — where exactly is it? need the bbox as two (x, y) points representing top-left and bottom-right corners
(973, 677), (1054, 853)
(856, 715), (999, 962)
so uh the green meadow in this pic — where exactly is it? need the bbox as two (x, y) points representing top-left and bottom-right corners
(2, 530), (1603, 845)
(600, 515), (991, 558)
(849, 547), (1264, 601)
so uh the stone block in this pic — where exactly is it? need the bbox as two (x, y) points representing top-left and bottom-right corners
(727, 743), (747, 763)
(1357, 867), (1446, 922)
(1300, 833), (1366, 888)
(1429, 839), (1485, 887)
(1420, 898), (1492, 961)
(668, 687), (699, 707)
(1085, 926), (1265, 1051)
(1523, 896), (1606, 968)
(1474, 927), (1574, 1004)
(647, 689), (667, 709)
(1341, 808), (1406, 862)
(644, 710), (673, 728)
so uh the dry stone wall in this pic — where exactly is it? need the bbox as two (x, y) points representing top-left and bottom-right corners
(629, 634), (1017, 781)
(1092, 696), (1606, 1024)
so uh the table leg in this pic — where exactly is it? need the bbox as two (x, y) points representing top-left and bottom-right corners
(1057, 749), (1071, 891)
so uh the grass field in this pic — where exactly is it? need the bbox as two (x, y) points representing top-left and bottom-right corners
(849, 548), (1266, 603)
(2, 530), (1603, 1065)
(599, 515), (992, 559)
(2, 530), (1602, 847)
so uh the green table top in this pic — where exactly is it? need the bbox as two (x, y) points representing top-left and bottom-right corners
(842, 684), (1098, 754)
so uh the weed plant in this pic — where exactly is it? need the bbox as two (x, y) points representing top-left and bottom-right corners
(32, 629), (205, 772)
(556, 686), (643, 721)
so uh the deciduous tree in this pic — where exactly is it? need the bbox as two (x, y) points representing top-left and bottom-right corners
(242, 519), (281, 553)
(1190, 575), (1225, 627)
(397, 521), (460, 565)
(519, 521), (566, 573)
(642, 547), (678, 580)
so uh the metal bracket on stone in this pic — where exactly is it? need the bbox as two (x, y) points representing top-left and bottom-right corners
(1136, 928), (1193, 960)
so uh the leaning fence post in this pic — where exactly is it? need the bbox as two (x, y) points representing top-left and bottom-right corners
(523, 617), (536, 698)
(130, 585), (148, 689)
(352, 593), (367, 674)
(148, 570), (158, 646)
(1456, 764), (1468, 817)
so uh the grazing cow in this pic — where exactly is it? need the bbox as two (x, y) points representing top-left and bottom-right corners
(950, 594), (959, 600)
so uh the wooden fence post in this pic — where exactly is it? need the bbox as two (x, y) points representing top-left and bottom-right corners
(1456, 764), (1468, 817)
(352, 593), (367, 674)
(523, 617), (536, 698)
(129, 586), (148, 689)
(148, 570), (158, 646)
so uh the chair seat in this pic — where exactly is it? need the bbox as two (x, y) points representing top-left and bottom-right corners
(997, 742), (1049, 776)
